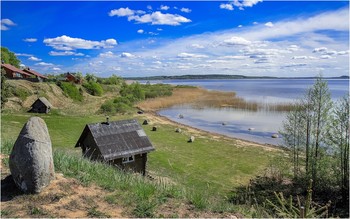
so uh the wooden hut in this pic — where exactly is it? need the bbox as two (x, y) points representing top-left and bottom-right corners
(23, 67), (48, 82)
(29, 97), (52, 113)
(1, 63), (31, 79)
(75, 119), (155, 175)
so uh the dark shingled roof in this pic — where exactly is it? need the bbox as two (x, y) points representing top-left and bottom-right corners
(33, 97), (52, 108)
(75, 119), (155, 161)
(23, 68), (48, 79)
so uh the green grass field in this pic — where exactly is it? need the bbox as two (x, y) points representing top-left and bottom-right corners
(1, 112), (282, 212)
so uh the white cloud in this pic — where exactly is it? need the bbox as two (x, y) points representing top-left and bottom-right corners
(177, 52), (208, 59)
(287, 45), (300, 51)
(1, 18), (16, 30)
(220, 0), (262, 11)
(222, 36), (252, 46)
(147, 5), (152, 10)
(35, 62), (54, 66)
(137, 29), (144, 34)
(337, 50), (349, 55)
(23, 38), (37, 42)
(108, 7), (144, 17)
(292, 56), (316, 60)
(160, 5), (170, 11)
(28, 56), (42, 61)
(219, 55), (246, 60)
(99, 51), (115, 58)
(313, 47), (328, 53)
(265, 22), (274, 27)
(157, 28), (163, 31)
(52, 67), (61, 71)
(320, 55), (333, 59)
(128, 11), (191, 26)
(238, 25), (243, 28)
(190, 44), (205, 49)
(49, 51), (84, 56)
(180, 8), (192, 13)
(120, 52), (135, 58)
(220, 4), (234, 11)
(15, 53), (33, 57)
(43, 35), (117, 50)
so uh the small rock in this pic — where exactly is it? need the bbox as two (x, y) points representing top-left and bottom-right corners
(137, 110), (144, 114)
(142, 120), (148, 125)
(9, 117), (55, 193)
(271, 133), (279, 138)
(178, 114), (184, 119)
(175, 128), (182, 133)
(152, 126), (157, 131)
(248, 128), (255, 131)
(188, 136), (195, 143)
(222, 122), (227, 126)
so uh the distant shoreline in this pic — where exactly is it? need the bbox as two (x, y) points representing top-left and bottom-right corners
(124, 74), (349, 81)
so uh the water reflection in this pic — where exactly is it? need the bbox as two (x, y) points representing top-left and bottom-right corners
(159, 105), (286, 146)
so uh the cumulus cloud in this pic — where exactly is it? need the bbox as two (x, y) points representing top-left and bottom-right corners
(109, 7), (191, 26)
(222, 36), (252, 46)
(160, 5), (170, 11)
(190, 44), (205, 49)
(108, 7), (144, 17)
(287, 45), (300, 51)
(49, 51), (84, 56)
(15, 53), (32, 57)
(129, 11), (191, 26)
(320, 55), (333, 59)
(220, 4), (234, 11)
(137, 29), (144, 34)
(99, 51), (115, 58)
(43, 35), (117, 50)
(180, 8), (191, 13)
(52, 67), (61, 71)
(35, 62), (54, 66)
(1, 18), (16, 30)
(220, 0), (262, 11)
(265, 22), (274, 27)
(292, 56), (316, 60)
(120, 52), (135, 58)
(177, 52), (208, 59)
(23, 38), (37, 42)
(337, 50), (349, 55)
(313, 47), (328, 53)
(28, 56), (42, 61)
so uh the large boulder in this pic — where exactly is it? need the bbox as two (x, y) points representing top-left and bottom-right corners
(9, 117), (55, 193)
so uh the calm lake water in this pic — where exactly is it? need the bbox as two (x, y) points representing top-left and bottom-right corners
(154, 79), (349, 145)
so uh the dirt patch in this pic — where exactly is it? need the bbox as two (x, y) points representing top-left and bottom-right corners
(1, 156), (125, 218)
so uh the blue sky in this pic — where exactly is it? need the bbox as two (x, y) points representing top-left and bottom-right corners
(1, 1), (349, 77)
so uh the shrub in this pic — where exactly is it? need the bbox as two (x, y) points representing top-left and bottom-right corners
(56, 81), (83, 101)
(83, 81), (104, 96)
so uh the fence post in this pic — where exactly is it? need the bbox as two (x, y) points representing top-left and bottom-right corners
(300, 206), (305, 218)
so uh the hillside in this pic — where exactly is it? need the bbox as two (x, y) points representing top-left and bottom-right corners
(3, 80), (115, 115)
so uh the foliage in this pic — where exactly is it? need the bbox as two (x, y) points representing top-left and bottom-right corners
(1, 47), (21, 67)
(82, 81), (104, 96)
(267, 180), (331, 218)
(84, 73), (97, 83)
(1, 69), (10, 108)
(98, 74), (124, 85)
(56, 81), (83, 101)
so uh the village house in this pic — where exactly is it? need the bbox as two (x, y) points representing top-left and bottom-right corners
(29, 97), (52, 114)
(1, 63), (31, 79)
(75, 119), (155, 175)
(23, 67), (48, 82)
(65, 72), (82, 84)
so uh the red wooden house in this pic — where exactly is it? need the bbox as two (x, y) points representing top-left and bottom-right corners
(23, 67), (48, 82)
(1, 63), (31, 79)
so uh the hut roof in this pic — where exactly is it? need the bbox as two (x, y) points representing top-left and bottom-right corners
(75, 119), (155, 161)
(1, 63), (31, 77)
(33, 97), (52, 108)
(23, 68), (48, 79)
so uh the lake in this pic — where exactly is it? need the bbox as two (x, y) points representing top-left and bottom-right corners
(154, 79), (349, 145)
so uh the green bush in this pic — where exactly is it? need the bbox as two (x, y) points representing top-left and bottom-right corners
(83, 81), (104, 96)
(56, 81), (83, 101)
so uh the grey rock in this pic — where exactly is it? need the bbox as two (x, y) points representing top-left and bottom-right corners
(188, 136), (195, 143)
(175, 128), (182, 133)
(271, 133), (279, 138)
(9, 117), (55, 193)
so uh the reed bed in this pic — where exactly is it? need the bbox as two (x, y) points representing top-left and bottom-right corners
(138, 87), (291, 112)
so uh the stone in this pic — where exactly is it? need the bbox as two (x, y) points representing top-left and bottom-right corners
(271, 133), (279, 138)
(188, 136), (195, 143)
(175, 128), (182, 133)
(143, 120), (148, 125)
(152, 126), (157, 131)
(9, 117), (55, 193)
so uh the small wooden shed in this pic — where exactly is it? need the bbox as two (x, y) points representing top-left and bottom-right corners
(75, 119), (155, 175)
(29, 97), (52, 113)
